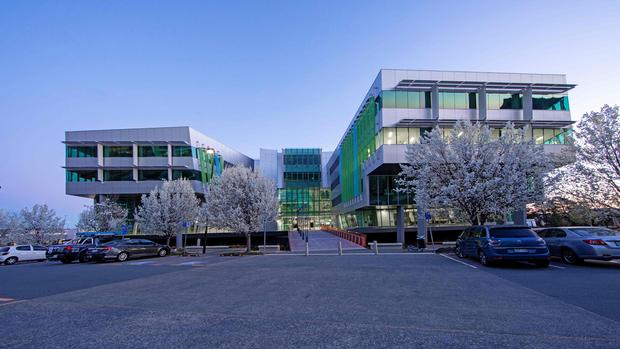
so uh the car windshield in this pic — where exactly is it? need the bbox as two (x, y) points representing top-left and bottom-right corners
(0, 247), (9, 252)
(571, 228), (620, 237)
(489, 228), (536, 238)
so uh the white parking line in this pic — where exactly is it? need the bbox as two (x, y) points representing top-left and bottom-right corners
(439, 254), (478, 269)
(128, 261), (155, 265)
(549, 264), (566, 269)
(175, 261), (205, 266)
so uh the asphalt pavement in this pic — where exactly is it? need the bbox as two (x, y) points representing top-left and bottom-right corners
(1, 253), (620, 348)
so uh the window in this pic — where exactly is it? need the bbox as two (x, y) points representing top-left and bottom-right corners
(172, 146), (194, 157)
(66, 170), (97, 182)
(383, 128), (395, 145)
(381, 91), (396, 108)
(16, 246), (31, 251)
(487, 93), (522, 110)
(33, 246), (47, 251)
(103, 146), (132, 157)
(66, 146), (97, 158)
(396, 128), (408, 144)
(138, 169), (168, 181)
(138, 145), (168, 157)
(489, 228), (536, 238)
(408, 128), (420, 144)
(172, 169), (201, 180)
(533, 94), (569, 111)
(104, 170), (133, 181)
(468, 93), (477, 109)
(420, 127), (433, 139)
(395, 91), (408, 108)
(407, 91), (421, 108)
(532, 128), (572, 145)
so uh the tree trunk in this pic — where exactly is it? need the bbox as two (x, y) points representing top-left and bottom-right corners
(166, 236), (171, 247)
(246, 233), (251, 253)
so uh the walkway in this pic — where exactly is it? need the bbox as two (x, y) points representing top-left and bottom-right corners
(288, 230), (366, 252)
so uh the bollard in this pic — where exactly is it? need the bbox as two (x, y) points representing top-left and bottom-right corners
(338, 240), (343, 256)
(373, 240), (379, 255)
(305, 241), (309, 256)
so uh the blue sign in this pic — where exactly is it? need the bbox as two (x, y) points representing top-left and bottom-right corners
(424, 212), (432, 221)
(182, 221), (190, 228)
(121, 225), (128, 235)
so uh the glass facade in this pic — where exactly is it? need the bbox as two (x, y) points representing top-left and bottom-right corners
(533, 94), (570, 111)
(487, 93), (523, 110)
(172, 169), (201, 180)
(532, 128), (573, 144)
(279, 148), (332, 230)
(66, 146), (97, 158)
(380, 91), (432, 109)
(369, 175), (414, 205)
(138, 145), (168, 157)
(138, 169), (168, 181)
(172, 145), (197, 158)
(66, 170), (97, 182)
(103, 170), (133, 181)
(439, 92), (476, 109)
(103, 146), (133, 158)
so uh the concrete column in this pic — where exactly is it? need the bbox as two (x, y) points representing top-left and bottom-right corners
(416, 208), (427, 240)
(132, 144), (138, 167)
(167, 144), (173, 166)
(133, 168), (138, 182)
(431, 84), (439, 119)
(396, 205), (405, 245)
(478, 85), (487, 120)
(97, 144), (104, 182)
(522, 87), (533, 121)
(168, 168), (173, 180)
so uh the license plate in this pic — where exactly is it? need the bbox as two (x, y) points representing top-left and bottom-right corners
(513, 249), (532, 253)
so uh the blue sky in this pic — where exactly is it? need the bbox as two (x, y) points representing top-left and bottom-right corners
(1, 0), (619, 225)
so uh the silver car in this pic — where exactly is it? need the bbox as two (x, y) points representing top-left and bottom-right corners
(536, 226), (620, 264)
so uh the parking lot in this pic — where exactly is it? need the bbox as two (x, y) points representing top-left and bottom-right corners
(1, 253), (620, 348)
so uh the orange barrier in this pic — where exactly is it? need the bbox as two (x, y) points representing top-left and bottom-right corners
(320, 226), (367, 248)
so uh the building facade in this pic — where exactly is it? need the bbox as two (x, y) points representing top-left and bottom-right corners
(257, 148), (333, 230)
(327, 69), (575, 238)
(64, 127), (254, 216)
(64, 69), (576, 237)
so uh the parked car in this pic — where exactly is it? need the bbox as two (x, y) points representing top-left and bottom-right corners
(47, 236), (113, 263)
(455, 225), (550, 267)
(84, 239), (169, 262)
(1, 245), (48, 265)
(535, 226), (620, 264)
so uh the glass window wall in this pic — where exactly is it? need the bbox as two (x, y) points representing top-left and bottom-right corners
(103, 146), (133, 158)
(172, 146), (195, 157)
(138, 145), (168, 157)
(66, 146), (97, 158)
(532, 94), (570, 111)
(103, 170), (133, 181)
(66, 170), (97, 182)
(138, 169), (168, 181)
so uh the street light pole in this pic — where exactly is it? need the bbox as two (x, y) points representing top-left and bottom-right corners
(202, 217), (208, 255)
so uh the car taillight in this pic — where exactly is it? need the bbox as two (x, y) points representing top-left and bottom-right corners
(64, 246), (72, 251)
(583, 239), (607, 246)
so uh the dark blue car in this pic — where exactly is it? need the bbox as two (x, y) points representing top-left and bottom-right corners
(455, 225), (550, 267)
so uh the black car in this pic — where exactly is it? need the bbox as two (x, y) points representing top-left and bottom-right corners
(47, 237), (114, 263)
(84, 239), (170, 262)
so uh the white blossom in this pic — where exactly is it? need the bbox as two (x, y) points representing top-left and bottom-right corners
(14, 204), (65, 244)
(397, 121), (551, 225)
(76, 198), (128, 232)
(204, 165), (277, 252)
(135, 179), (201, 246)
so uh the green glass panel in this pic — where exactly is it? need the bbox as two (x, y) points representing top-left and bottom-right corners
(382, 91), (396, 108)
(395, 91), (408, 108)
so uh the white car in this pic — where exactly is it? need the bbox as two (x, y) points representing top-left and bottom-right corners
(0, 245), (48, 265)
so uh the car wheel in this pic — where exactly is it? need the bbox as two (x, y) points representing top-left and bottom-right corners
(455, 245), (464, 258)
(534, 260), (549, 268)
(78, 253), (88, 263)
(561, 248), (583, 265)
(116, 252), (129, 262)
(478, 250), (491, 267)
(4, 257), (18, 265)
(157, 249), (168, 257)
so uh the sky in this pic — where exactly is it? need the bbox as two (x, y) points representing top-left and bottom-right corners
(1, 0), (619, 226)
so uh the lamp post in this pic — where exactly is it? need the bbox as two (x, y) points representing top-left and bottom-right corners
(201, 146), (215, 255)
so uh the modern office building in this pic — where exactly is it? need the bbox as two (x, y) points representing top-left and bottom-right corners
(327, 69), (575, 240)
(64, 126), (254, 215)
(64, 69), (576, 238)
(257, 148), (333, 230)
